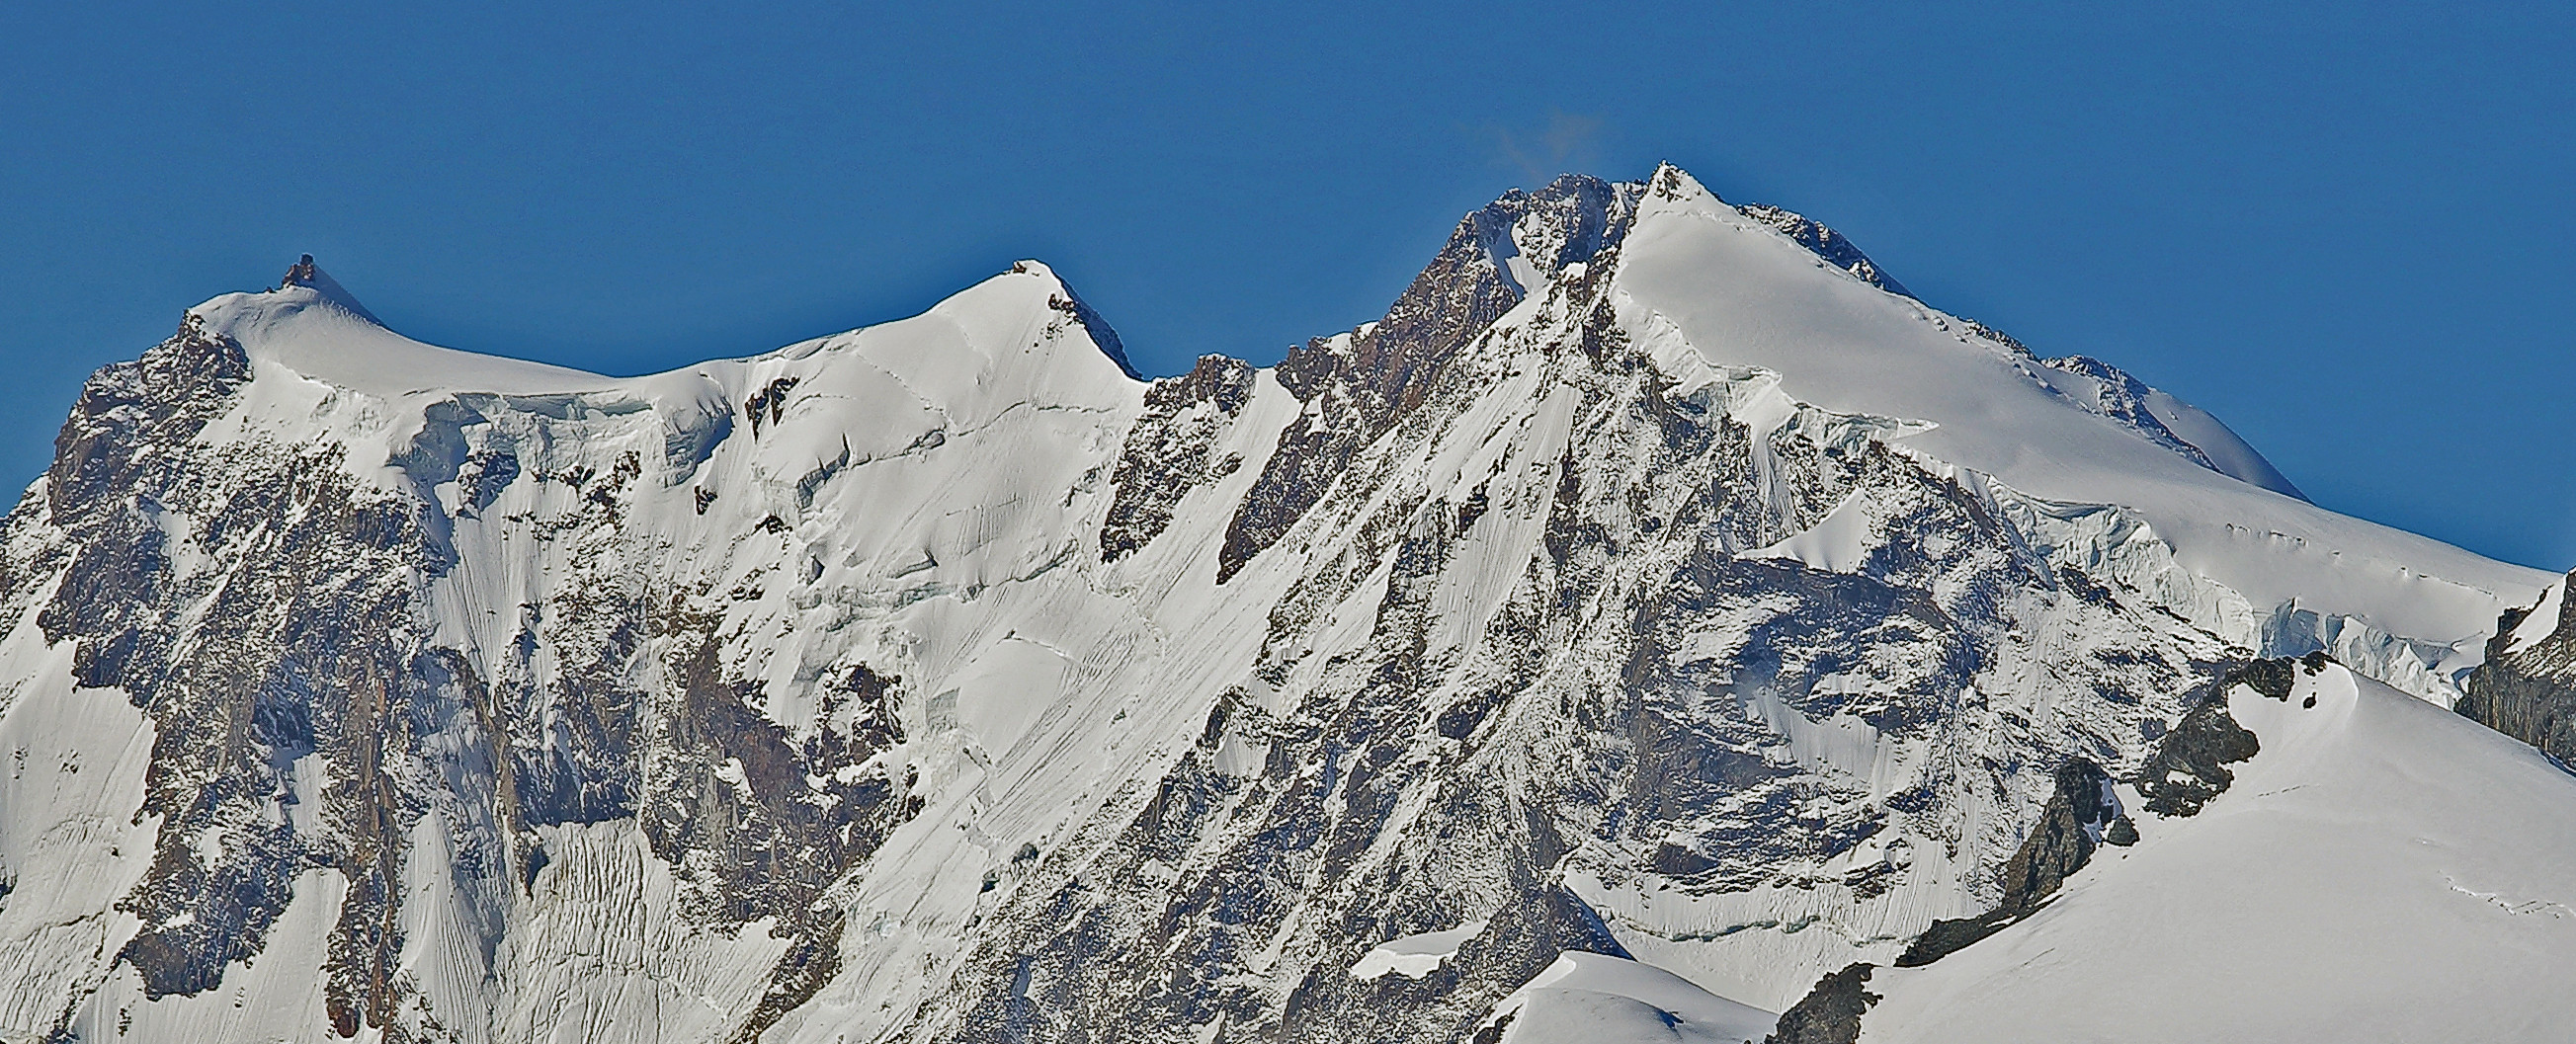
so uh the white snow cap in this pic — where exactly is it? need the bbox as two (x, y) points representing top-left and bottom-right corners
(1006, 259), (1142, 380)
(278, 254), (382, 325)
(187, 256), (1143, 401)
(1619, 163), (2549, 645)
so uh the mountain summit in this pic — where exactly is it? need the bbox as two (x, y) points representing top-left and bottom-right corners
(0, 167), (2552, 1043)
(277, 252), (383, 325)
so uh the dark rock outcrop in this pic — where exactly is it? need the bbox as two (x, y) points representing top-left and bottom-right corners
(2457, 572), (2576, 765)
(2037, 355), (2229, 477)
(1215, 175), (1636, 583)
(1894, 758), (2115, 967)
(1995, 759), (2115, 907)
(1102, 355), (1257, 562)
(1733, 204), (1910, 298)
(1765, 963), (1877, 1044)
(2135, 670), (2267, 818)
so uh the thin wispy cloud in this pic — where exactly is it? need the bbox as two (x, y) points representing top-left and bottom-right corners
(1483, 109), (1610, 182)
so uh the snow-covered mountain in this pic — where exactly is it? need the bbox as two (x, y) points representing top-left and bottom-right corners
(0, 166), (2553, 1043)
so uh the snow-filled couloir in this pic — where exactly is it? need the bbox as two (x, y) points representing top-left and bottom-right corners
(0, 165), (2550, 1043)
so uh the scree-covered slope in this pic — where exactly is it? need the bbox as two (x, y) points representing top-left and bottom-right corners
(0, 168), (2549, 1044)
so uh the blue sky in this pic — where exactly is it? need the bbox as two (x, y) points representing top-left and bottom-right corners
(3, 2), (2571, 567)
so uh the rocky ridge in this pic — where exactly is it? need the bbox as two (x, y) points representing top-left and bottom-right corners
(2457, 570), (2576, 764)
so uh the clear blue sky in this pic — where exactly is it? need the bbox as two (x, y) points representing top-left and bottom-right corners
(4, 2), (2571, 568)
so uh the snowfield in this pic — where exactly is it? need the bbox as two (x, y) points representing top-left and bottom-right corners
(1861, 661), (2576, 1043)
(1486, 952), (1775, 1044)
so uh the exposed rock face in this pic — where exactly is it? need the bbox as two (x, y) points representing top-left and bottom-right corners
(1733, 204), (1911, 298)
(33, 311), (426, 1023)
(2458, 571), (2576, 764)
(2037, 355), (2224, 474)
(1862, 659), (2306, 1006)
(1891, 757), (2116, 968)
(1994, 759), (2114, 908)
(1764, 963), (1876, 1044)
(1102, 355), (1256, 563)
(1215, 174), (1636, 583)
(0, 170), (2537, 1044)
(2135, 660), (2297, 819)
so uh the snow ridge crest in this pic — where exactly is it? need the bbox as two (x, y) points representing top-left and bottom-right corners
(277, 253), (383, 326)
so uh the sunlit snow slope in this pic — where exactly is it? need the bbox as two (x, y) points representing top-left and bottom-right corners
(0, 167), (2548, 1044)
(1858, 660), (2576, 1043)
(1619, 169), (2541, 693)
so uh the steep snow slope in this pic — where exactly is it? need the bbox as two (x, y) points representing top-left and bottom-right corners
(1486, 952), (1774, 1044)
(1857, 660), (2576, 1043)
(1619, 168), (2543, 689)
(0, 165), (2547, 1044)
